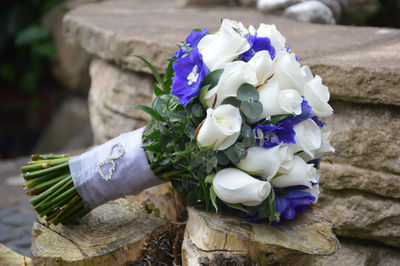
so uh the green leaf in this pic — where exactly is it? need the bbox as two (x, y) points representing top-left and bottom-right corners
(224, 202), (249, 213)
(240, 100), (263, 120)
(134, 105), (163, 121)
(163, 59), (175, 94)
(201, 69), (223, 89)
(234, 143), (247, 160)
(199, 84), (211, 106)
(236, 83), (259, 101)
(15, 25), (50, 46)
(216, 151), (230, 166)
(191, 103), (204, 118)
(205, 174), (215, 184)
(221, 97), (239, 107)
(201, 181), (210, 211)
(210, 186), (218, 212)
(134, 55), (164, 92)
(31, 42), (55, 60)
(186, 189), (198, 206)
(269, 114), (292, 124)
(153, 84), (163, 96)
(225, 146), (240, 164)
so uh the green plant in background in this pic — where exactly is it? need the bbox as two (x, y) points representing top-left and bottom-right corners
(0, 0), (61, 92)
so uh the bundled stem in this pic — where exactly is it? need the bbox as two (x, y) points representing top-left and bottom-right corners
(21, 154), (87, 225)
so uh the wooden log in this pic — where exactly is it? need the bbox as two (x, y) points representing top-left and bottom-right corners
(127, 182), (187, 222)
(182, 207), (339, 266)
(0, 244), (32, 266)
(31, 198), (184, 265)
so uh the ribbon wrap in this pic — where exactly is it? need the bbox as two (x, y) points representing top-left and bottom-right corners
(69, 127), (163, 209)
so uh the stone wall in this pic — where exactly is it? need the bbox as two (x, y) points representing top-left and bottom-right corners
(62, 0), (400, 264)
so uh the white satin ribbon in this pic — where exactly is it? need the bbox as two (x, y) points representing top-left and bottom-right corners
(69, 127), (164, 209)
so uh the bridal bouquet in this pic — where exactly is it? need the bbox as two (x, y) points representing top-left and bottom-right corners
(21, 19), (334, 225)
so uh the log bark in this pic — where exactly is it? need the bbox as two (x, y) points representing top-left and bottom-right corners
(31, 198), (184, 265)
(0, 244), (32, 266)
(182, 207), (339, 266)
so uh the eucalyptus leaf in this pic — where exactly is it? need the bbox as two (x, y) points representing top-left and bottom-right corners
(236, 83), (259, 101)
(216, 151), (230, 166)
(240, 100), (263, 120)
(221, 97), (239, 107)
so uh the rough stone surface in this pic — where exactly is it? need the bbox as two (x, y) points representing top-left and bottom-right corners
(63, 0), (400, 106)
(319, 188), (400, 247)
(43, 0), (92, 92)
(283, 1), (336, 24)
(89, 58), (154, 144)
(324, 101), (400, 175)
(314, 238), (400, 266)
(320, 162), (400, 199)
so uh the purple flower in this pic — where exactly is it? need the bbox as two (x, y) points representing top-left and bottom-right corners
(171, 48), (209, 105)
(275, 186), (316, 220)
(312, 116), (326, 128)
(254, 120), (295, 148)
(288, 98), (313, 125)
(172, 28), (208, 59)
(239, 34), (275, 62)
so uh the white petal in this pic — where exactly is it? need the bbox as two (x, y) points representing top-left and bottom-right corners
(236, 146), (281, 181)
(271, 156), (314, 188)
(291, 119), (322, 160)
(213, 168), (271, 206)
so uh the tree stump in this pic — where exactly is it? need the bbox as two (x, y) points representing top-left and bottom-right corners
(182, 207), (339, 265)
(0, 244), (32, 266)
(127, 182), (187, 222)
(31, 198), (184, 265)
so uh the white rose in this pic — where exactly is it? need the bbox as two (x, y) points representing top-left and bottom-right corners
(291, 119), (322, 161)
(204, 61), (257, 108)
(196, 105), (242, 151)
(198, 19), (250, 71)
(257, 78), (303, 118)
(302, 66), (333, 118)
(248, 50), (274, 86)
(271, 156), (317, 188)
(273, 50), (304, 91)
(213, 168), (271, 206)
(313, 128), (335, 158)
(251, 23), (286, 51)
(236, 146), (281, 181)
(278, 144), (294, 173)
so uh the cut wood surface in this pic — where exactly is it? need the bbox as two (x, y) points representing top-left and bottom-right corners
(182, 206), (339, 266)
(31, 198), (183, 265)
(0, 244), (32, 266)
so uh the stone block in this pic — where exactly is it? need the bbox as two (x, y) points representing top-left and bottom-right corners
(319, 188), (400, 247)
(63, 0), (400, 106)
(314, 238), (400, 266)
(89, 58), (154, 144)
(43, 0), (93, 92)
(320, 162), (400, 199)
(325, 101), (400, 175)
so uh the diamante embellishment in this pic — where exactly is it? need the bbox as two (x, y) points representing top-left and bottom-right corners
(97, 142), (125, 181)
